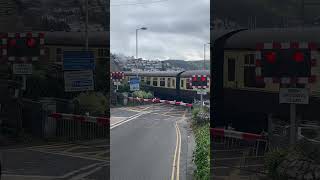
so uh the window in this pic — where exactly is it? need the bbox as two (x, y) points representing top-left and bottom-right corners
(186, 78), (193, 89)
(180, 79), (184, 88)
(146, 77), (151, 85)
(160, 78), (165, 87)
(167, 78), (171, 87)
(141, 77), (145, 82)
(153, 77), (158, 86)
(56, 48), (62, 62)
(244, 54), (265, 88)
(172, 79), (175, 87)
(228, 58), (235, 81)
(98, 48), (107, 57)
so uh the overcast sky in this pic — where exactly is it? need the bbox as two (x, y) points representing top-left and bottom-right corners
(110, 0), (210, 61)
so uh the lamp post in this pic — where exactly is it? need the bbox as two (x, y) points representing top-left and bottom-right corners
(204, 42), (210, 70)
(136, 27), (147, 60)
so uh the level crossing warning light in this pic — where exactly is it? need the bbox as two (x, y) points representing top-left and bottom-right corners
(190, 75), (208, 89)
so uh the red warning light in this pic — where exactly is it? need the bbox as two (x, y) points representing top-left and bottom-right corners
(9, 39), (16, 47)
(265, 51), (276, 64)
(293, 52), (304, 63)
(193, 76), (197, 82)
(201, 76), (206, 82)
(27, 38), (36, 47)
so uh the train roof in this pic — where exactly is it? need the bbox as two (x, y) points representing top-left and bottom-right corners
(180, 70), (210, 77)
(124, 71), (182, 77)
(42, 31), (108, 46)
(213, 28), (320, 50)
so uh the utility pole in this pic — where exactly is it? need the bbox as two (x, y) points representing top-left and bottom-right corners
(85, 0), (89, 51)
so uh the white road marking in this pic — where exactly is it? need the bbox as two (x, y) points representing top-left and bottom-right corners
(110, 107), (152, 129)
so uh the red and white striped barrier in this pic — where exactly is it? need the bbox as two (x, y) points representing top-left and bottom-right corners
(210, 128), (267, 141)
(128, 97), (193, 107)
(49, 112), (109, 126)
(255, 42), (317, 84)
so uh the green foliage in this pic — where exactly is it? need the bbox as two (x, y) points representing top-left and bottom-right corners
(73, 92), (107, 116)
(265, 148), (288, 180)
(117, 83), (130, 93)
(192, 107), (209, 124)
(132, 90), (153, 99)
(192, 122), (210, 180)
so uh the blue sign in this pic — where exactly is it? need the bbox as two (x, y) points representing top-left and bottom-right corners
(129, 77), (140, 91)
(63, 51), (95, 70)
(64, 70), (94, 92)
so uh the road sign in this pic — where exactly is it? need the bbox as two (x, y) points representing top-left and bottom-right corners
(12, 63), (32, 75)
(113, 81), (121, 86)
(63, 51), (95, 71)
(279, 88), (309, 104)
(129, 77), (140, 91)
(190, 75), (208, 88)
(64, 70), (94, 92)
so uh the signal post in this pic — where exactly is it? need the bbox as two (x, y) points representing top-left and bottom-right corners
(255, 42), (317, 145)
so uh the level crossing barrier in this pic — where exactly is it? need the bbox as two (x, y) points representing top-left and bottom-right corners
(48, 113), (109, 141)
(128, 97), (193, 108)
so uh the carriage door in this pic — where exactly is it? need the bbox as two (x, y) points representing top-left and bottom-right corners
(227, 58), (236, 88)
(243, 54), (256, 88)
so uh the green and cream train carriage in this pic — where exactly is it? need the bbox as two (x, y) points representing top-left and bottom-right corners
(124, 70), (210, 103)
(216, 28), (320, 133)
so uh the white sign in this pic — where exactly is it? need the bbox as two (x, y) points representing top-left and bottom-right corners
(279, 88), (309, 104)
(64, 70), (94, 92)
(113, 81), (121, 86)
(13, 64), (32, 75)
(197, 89), (208, 95)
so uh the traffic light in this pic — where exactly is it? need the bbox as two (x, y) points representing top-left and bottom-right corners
(191, 75), (208, 88)
(111, 72), (124, 80)
(260, 49), (311, 78)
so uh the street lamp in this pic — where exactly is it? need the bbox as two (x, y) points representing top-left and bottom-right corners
(204, 42), (210, 70)
(136, 27), (148, 60)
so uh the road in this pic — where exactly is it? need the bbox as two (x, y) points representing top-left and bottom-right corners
(1, 139), (109, 180)
(110, 103), (194, 180)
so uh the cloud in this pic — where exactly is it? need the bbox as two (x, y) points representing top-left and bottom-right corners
(111, 0), (210, 61)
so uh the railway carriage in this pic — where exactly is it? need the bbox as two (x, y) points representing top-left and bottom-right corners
(124, 70), (210, 103)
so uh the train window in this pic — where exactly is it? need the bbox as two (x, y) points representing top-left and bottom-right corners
(228, 58), (235, 81)
(167, 78), (171, 87)
(172, 79), (175, 87)
(180, 79), (184, 88)
(186, 78), (192, 89)
(141, 77), (145, 82)
(153, 77), (158, 86)
(160, 78), (165, 87)
(146, 77), (151, 85)
(244, 54), (255, 65)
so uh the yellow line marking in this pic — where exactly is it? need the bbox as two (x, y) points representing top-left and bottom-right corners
(176, 121), (181, 180)
(171, 122), (179, 180)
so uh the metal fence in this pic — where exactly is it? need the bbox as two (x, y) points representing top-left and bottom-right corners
(49, 113), (109, 141)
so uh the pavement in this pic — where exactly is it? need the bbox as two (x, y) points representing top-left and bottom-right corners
(110, 103), (195, 180)
(1, 139), (109, 180)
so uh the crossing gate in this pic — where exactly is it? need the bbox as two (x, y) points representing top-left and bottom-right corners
(48, 113), (109, 141)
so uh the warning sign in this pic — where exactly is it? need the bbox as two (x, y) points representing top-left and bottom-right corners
(279, 88), (309, 104)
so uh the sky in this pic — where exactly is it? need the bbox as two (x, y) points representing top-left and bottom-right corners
(110, 0), (210, 61)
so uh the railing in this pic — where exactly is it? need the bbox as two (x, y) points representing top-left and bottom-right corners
(48, 113), (109, 141)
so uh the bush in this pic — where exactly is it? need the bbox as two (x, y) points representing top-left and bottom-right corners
(265, 148), (288, 180)
(192, 122), (210, 179)
(192, 107), (209, 124)
(132, 90), (153, 99)
(73, 92), (107, 116)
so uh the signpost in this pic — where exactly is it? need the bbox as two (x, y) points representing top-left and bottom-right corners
(279, 88), (309, 104)
(63, 51), (95, 92)
(12, 64), (32, 75)
(191, 75), (209, 107)
(111, 72), (124, 92)
(129, 77), (140, 91)
(63, 51), (94, 71)
(64, 70), (94, 92)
